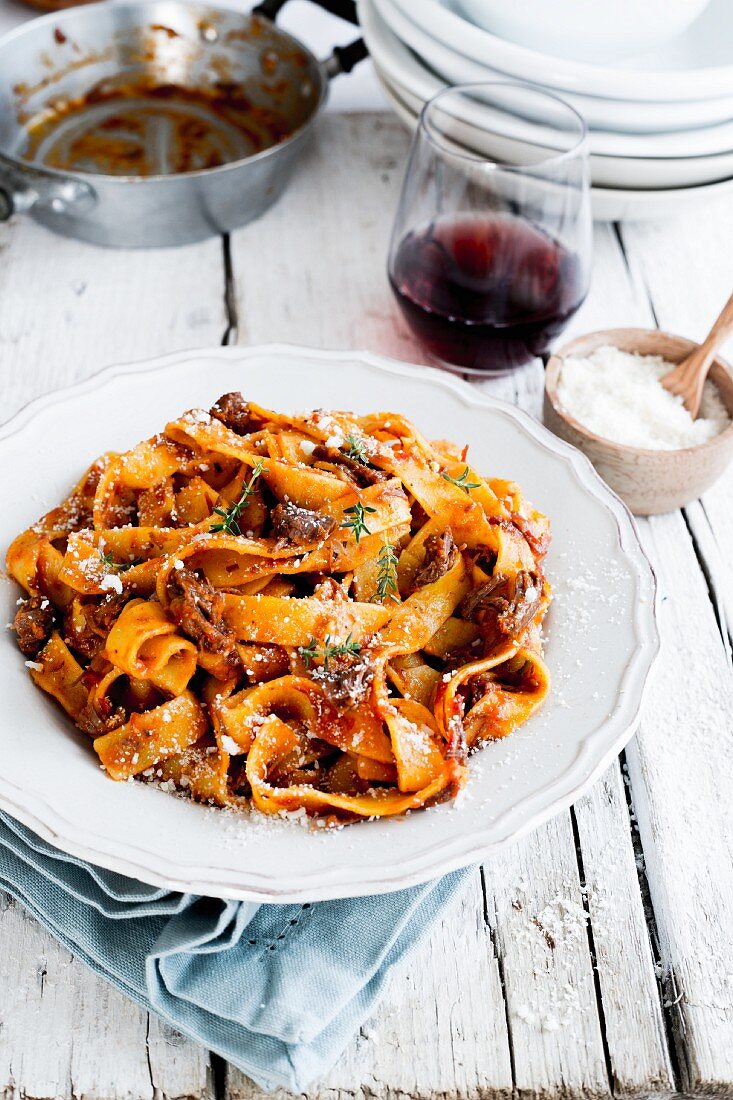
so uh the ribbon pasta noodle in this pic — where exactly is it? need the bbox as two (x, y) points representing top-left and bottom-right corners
(7, 393), (551, 824)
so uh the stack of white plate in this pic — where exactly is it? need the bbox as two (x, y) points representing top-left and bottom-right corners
(358, 0), (733, 220)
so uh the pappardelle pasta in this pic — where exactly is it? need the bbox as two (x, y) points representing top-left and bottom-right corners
(8, 394), (551, 824)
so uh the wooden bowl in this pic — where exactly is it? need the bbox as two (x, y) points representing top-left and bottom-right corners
(544, 328), (733, 515)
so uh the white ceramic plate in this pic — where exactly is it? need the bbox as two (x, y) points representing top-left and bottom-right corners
(376, 72), (733, 221)
(389, 0), (733, 102)
(0, 346), (658, 902)
(370, 0), (733, 156)
(362, 5), (733, 190)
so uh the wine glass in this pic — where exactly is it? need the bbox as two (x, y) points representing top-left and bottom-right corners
(388, 82), (592, 375)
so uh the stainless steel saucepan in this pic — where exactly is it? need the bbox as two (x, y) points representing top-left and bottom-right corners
(0, 0), (366, 246)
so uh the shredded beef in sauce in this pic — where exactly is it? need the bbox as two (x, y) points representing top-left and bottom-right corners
(209, 393), (265, 436)
(413, 531), (459, 589)
(76, 697), (126, 738)
(64, 594), (127, 660)
(310, 445), (385, 488)
(271, 501), (336, 545)
(13, 596), (55, 656)
(313, 653), (374, 713)
(166, 566), (241, 673)
(460, 570), (542, 637)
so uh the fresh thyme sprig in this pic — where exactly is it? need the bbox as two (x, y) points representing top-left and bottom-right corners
(340, 500), (376, 544)
(344, 433), (369, 465)
(441, 466), (481, 494)
(374, 539), (399, 603)
(99, 549), (141, 572)
(298, 633), (362, 670)
(211, 459), (265, 536)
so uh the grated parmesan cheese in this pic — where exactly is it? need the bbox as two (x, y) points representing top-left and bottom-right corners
(100, 573), (123, 595)
(557, 345), (730, 450)
(220, 734), (242, 756)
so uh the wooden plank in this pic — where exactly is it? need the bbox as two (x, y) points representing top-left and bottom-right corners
(684, 499), (732, 662)
(228, 113), (416, 357)
(148, 1018), (214, 1100)
(484, 816), (610, 1100)
(0, 896), (75, 1100)
(616, 212), (733, 1092)
(227, 872), (513, 1100)
(572, 767), (675, 1097)
(627, 513), (733, 1093)
(0, 215), (226, 1099)
(0, 217), (228, 420)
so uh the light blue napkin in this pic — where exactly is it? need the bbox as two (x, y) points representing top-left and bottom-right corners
(0, 810), (469, 1092)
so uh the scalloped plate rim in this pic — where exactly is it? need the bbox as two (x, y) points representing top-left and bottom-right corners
(0, 345), (660, 901)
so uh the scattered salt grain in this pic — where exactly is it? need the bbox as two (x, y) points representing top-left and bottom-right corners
(557, 345), (730, 450)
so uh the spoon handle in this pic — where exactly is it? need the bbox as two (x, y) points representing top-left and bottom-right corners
(662, 292), (733, 418)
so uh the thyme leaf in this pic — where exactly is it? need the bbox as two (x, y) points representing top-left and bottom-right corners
(340, 500), (377, 544)
(441, 466), (481, 494)
(344, 433), (369, 465)
(99, 549), (141, 572)
(374, 539), (399, 603)
(211, 459), (265, 536)
(297, 633), (362, 670)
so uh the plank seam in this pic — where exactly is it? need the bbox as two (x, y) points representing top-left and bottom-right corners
(212, 1052), (228, 1100)
(221, 234), (239, 347)
(612, 223), (661, 329)
(145, 1015), (158, 1100)
(568, 806), (614, 1095)
(618, 750), (683, 1094)
(479, 867), (517, 1095)
(680, 508), (732, 661)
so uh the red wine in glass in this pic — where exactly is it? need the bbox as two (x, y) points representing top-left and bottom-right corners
(389, 212), (586, 373)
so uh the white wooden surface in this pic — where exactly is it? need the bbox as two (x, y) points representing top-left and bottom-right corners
(0, 112), (731, 1100)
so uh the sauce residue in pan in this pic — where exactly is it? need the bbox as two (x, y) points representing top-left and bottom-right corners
(21, 77), (300, 176)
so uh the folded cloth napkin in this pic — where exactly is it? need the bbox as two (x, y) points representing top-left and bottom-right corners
(0, 810), (469, 1092)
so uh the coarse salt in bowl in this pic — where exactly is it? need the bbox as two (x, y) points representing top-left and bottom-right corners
(543, 329), (733, 515)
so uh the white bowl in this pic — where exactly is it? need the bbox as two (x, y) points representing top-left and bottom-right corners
(368, 0), (733, 133)
(386, 0), (733, 101)
(362, 2), (733, 191)
(372, 63), (733, 222)
(370, 0), (733, 158)
(455, 0), (712, 63)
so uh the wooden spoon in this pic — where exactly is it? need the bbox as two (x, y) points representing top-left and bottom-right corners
(661, 291), (733, 418)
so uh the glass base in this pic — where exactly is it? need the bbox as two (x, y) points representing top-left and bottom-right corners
(423, 350), (538, 380)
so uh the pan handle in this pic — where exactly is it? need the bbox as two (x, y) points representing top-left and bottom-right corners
(0, 155), (96, 224)
(253, 0), (358, 24)
(251, 0), (367, 77)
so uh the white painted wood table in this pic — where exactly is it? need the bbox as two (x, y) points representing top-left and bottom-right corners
(1, 108), (732, 1100)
